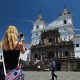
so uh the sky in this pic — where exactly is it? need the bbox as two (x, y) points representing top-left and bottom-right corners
(0, 0), (80, 43)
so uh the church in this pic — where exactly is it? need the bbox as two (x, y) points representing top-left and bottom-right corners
(30, 7), (80, 71)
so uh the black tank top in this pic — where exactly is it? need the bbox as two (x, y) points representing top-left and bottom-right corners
(3, 50), (20, 69)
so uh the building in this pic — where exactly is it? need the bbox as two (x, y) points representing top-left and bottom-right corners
(30, 7), (80, 71)
(31, 15), (46, 45)
(72, 35), (80, 58)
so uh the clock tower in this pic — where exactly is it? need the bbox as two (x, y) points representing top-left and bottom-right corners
(31, 15), (46, 45)
(58, 7), (74, 41)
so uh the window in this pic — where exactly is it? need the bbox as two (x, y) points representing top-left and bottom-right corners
(36, 25), (39, 29)
(64, 20), (67, 24)
(36, 33), (38, 36)
(49, 38), (52, 42)
(76, 44), (79, 47)
(34, 54), (37, 58)
(65, 51), (68, 56)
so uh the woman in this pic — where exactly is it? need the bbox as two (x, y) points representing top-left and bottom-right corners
(1, 25), (25, 79)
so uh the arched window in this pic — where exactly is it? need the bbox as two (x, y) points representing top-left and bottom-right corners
(49, 38), (52, 42)
(65, 51), (68, 56)
(48, 52), (54, 59)
(34, 54), (37, 58)
(64, 20), (67, 24)
(36, 25), (39, 29)
(76, 44), (79, 47)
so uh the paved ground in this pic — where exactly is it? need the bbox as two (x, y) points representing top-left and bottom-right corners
(23, 71), (80, 80)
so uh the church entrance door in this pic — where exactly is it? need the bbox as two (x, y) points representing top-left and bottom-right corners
(48, 52), (54, 59)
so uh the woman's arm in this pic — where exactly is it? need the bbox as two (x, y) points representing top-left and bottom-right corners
(18, 33), (25, 54)
(19, 42), (25, 54)
(19, 36), (25, 54)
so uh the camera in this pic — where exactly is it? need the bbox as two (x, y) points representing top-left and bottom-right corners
(18, 32), (23, 38)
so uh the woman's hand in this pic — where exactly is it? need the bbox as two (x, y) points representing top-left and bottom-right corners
(18, 32), (24, 44)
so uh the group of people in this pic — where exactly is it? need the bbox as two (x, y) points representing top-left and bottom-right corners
(0, 25), (25, 80)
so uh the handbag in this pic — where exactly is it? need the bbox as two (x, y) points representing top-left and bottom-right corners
(5, 66), (24, 80)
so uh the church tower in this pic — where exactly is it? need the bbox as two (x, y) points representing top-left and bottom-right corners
(58, 7), (74, 41)
(31, 15), (46, 45)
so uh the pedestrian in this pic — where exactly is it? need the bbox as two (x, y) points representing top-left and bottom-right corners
(51, 60), (57, 80)
(1, 25), (25, 80)
(37, 64), (41, 72)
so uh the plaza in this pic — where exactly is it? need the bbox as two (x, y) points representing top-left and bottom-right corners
(24, 71), (80, 80)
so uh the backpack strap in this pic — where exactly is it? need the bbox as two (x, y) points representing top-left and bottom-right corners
(2, 50), (7, 76)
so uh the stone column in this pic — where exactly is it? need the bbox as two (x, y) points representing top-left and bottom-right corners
(62, 52), (64, 58)
(54, 50), (56, 58)
(41, 53), (43, 61)
(58, 52), (60, 58)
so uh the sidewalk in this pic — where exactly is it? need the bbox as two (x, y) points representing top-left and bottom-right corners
(24, 71), (80, 80)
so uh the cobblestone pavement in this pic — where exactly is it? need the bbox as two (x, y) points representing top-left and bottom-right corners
(23, 71), (80, 80)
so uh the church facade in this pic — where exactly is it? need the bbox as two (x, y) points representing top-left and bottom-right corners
(30, 7), (80, 71)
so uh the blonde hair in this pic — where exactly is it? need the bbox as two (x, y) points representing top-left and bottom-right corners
(3, 25), (18, 49)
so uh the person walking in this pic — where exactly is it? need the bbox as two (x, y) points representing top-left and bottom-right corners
(51, 60), (57, 80)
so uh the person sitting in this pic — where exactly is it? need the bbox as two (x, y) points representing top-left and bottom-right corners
(2, 25), (25, 79)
